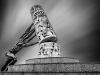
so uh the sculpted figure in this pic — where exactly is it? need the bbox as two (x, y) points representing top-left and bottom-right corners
(1, 5), (60, 71)
(1, 23), (38, 71)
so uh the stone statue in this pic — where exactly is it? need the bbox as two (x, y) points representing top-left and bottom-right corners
(1, 23), (38, 71)
(1, 5), (60, 71)
(1, 5), (99, 75)
(30, 5), (60, 57)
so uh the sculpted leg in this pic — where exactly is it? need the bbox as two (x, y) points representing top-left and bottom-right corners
(1, 23), (38, 71)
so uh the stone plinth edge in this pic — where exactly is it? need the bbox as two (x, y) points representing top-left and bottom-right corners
(26, 57), (79, 64)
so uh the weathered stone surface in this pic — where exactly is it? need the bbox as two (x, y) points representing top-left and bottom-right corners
(26, 57), (79, 64)
(0, 72), (100, 75)
(1, 57), (100, 75)
(8, 63), (100, 72)
(38, 42), (60, 57)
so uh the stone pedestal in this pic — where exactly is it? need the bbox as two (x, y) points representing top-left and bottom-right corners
(1, 57), (100, 75)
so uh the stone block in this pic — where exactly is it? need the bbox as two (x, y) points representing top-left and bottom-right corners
(0, 72), (100, 75)
(26, 57), (79, 64)
(8, 63), (100, 72)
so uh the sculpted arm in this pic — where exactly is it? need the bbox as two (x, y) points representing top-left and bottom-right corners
(1, 23), (38, 71)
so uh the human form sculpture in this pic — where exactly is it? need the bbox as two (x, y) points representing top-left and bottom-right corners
(1, 23), (38, 71)
(1, 5), (60, 71)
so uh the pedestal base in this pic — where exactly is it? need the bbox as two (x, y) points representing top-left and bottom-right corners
(1, 57), (100, 75)
(26, 57), (79, 64)
(1, 72), (100, 75)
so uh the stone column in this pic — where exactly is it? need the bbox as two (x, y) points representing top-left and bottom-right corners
(30, 5), (60, 57)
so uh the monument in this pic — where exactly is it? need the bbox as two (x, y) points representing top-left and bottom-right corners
(0, 5), (100, 75)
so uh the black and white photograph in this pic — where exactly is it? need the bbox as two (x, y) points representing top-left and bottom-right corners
(0, 0), (100, 74)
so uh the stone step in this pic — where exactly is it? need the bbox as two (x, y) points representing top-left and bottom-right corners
(25, 57), (79, 64)
(1, 72), (100, 75)
(8, 63), (100, 72)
